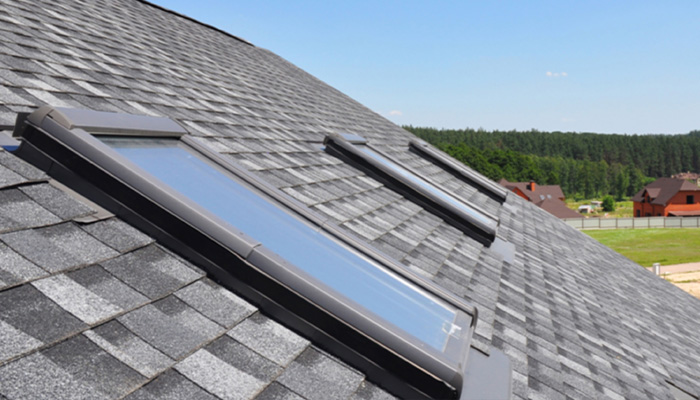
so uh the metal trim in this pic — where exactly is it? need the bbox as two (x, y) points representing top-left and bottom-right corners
(409, 139), (508, 202)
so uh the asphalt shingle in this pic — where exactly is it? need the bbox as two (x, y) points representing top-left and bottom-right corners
(254, 383), (305, 400)
(81, 218), (153, 252)
(118, 295), (224, 360)
(18, 183), (94, 221)
(0, 242), (46, 290)
(32, 274), (122, 325)
(0, 189), (61, 233)
(100, 245), (203, 299)
(227, 312), (309, 367)
(0, 284), (86, 363)
(276, 348), (364, 400)
(0, 222), (118, 273)
(175, 338), (279, 400)
(41, 334), (146, 398)
(0, 150), (46, 182)
(174, 279), (256, 328)
(124, 369), (217, 400)
(84, 320), (173, 378)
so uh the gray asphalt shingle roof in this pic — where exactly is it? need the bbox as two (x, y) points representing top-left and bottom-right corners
(0, 0), (699, 399)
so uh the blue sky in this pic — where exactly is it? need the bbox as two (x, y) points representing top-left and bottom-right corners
(150, 1), (699, 134)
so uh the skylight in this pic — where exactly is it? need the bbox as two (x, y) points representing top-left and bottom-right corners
(324, 133), (515, 262)
(12, 106), (511, 400)
(101, 137), (457, 351)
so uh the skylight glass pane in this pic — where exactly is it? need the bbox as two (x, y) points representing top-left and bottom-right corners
(359, 146), (497, 231)
(102, 138), (456, 350)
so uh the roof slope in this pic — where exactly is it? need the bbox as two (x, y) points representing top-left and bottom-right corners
(0, 0), (699, 399)
(632, 177), (700, 205)
(535, 198), (583, 219)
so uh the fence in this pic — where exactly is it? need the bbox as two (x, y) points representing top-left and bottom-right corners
(564, 216), (700, 230)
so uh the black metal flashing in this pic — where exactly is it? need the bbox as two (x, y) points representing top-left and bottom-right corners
(8, 106), (515, 400)
(409, 139), (508, 203)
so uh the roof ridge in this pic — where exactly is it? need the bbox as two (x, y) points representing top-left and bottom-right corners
(137, 0), (255, 48)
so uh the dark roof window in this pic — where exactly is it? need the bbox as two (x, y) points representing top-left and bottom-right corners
(13, 106), (511, 400)
(324, 133), (514, 262)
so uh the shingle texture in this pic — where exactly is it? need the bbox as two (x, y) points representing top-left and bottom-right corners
(0, 0), (699, 399)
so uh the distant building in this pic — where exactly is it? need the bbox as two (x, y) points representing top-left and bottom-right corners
(632, 177), (700, 217)
(671, 171), (700, 186)
(498, 179), (582, 218)
(578, 205), (593, 213)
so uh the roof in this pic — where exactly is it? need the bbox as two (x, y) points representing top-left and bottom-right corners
(536, 198), (583, 219)
(499, 179), (566, 203)
(632, 177), (700, 206)
(668, 210), (700, 217)
(499, 179), (579, 219)
(1, 0), (700, 399)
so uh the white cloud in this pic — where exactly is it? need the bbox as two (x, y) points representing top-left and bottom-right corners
(388, 110), (403, 116)
(546, 71), (567, 78)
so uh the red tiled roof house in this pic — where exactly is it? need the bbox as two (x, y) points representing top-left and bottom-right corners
(632, 177), (700, 217)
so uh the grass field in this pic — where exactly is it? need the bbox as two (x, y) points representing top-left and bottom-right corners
(565, 199), (633, 218)
(585, 228), (700, 267)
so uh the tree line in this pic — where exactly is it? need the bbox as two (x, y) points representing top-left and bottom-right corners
(403, 126), (700, 199)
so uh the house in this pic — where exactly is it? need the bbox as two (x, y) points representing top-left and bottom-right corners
(1, 1), (700, 399)
(499, 179), (582, 219)
(632, 177), (700, 217)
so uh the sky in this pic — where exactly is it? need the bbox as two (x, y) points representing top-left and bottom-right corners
(149, 1), (700, 134)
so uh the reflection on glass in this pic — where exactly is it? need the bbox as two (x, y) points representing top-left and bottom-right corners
(102, 138), (456, 350)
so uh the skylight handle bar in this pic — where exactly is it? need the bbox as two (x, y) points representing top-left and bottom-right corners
(409, 139), (508, 203)
(324, 133), (497, 246)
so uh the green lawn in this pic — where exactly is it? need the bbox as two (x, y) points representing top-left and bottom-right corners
(585, 228), (700, 267)
(565, 199), (633, 218)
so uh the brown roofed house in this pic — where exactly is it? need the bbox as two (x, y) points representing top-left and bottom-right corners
(499, 179), (582, 218)
(632, 177), (700, 217)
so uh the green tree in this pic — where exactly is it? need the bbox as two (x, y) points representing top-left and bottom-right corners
(602, 195), (615, 212)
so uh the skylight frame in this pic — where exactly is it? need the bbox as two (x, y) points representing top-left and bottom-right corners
(324, 133), (515, 263)
(324, 134), (500, 242)
(12, 106), (495, 400)
(408, 139), (508, 203)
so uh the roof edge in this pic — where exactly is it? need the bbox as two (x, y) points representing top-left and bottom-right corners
(138, 0), (255, 47)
